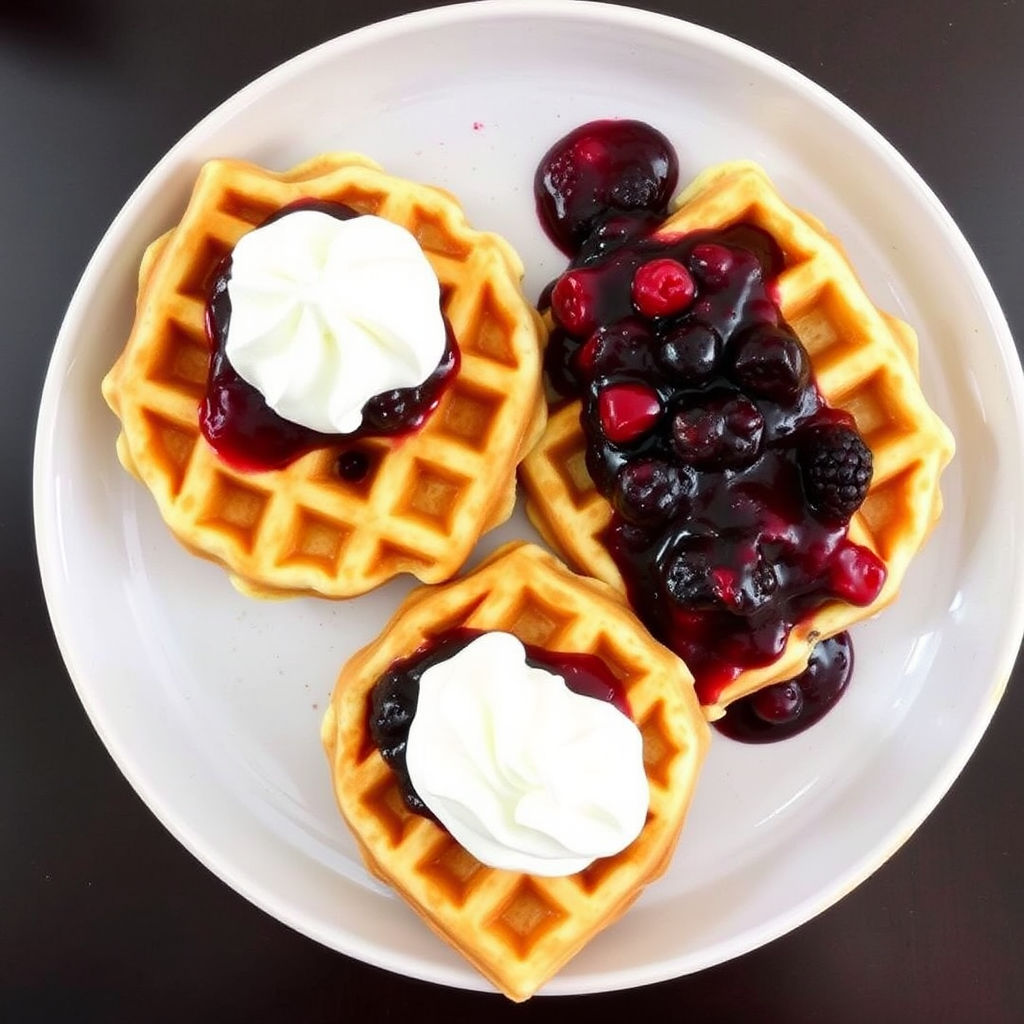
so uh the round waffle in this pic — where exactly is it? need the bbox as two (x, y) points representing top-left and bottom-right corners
(321, 542), (710, 1002)
(102, 153), (546, 598)
(520, 161), (955, 720)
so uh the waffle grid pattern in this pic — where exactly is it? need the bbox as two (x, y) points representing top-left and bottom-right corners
(104, 154), (546, 598)
(520, 161), (955, 718)
(321, 543), (710, 1001)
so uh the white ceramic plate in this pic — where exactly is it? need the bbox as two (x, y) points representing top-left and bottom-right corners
(34, 0), (1024, 998)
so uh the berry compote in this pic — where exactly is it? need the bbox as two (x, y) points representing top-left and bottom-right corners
(368, 628), (632, 819)
(534, 119), (886, 740)
(712, 632), (854, 743)
(201, 198), (459, 475)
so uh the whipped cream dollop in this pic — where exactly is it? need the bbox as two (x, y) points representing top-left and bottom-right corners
(405, 632), (649, 876)
(224, 209), (446, 435)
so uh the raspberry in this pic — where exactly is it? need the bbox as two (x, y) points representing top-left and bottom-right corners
(551, 269), (599, 335)
(799, 423), (873, 522)
(597, 382), (662, 444)
(828, 543), (887, 605)
(631, 258), (695, 318)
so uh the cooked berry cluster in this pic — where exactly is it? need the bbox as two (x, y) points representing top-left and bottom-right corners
(542, 226), (882, 684)
(533, 118), (885, 693)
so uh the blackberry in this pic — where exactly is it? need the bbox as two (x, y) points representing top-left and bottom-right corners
(800, 423), (873, 522)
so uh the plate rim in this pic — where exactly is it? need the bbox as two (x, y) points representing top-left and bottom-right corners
(32, 0), (1024, 998)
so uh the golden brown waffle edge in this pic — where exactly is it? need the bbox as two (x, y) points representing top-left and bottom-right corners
(320, 541), (710, 1001)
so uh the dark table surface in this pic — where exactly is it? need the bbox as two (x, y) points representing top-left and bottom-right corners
(5, 1), (1024, 1021)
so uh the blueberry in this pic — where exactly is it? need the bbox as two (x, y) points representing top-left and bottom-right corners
(728, 323), (810, 403)
(336, 449), (372, 482)
(669, 389), (765, 469)
(576, 210), (662, 264)
(575, 319), (655, 381)
(584, 437), (624, 495)
(611, 458), (694, 527)
(543, 326), (583, 397)
(363, 389), (410, 432)
(657, 322), (721, 383)
(688, 242), (735, 291)
(750, 680), (805, 724)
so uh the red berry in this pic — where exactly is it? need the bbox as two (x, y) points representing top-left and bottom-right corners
(551, 270), (598, 335)
(597, 382), (662, 444)
(631, 258), (695, 318)
(828, 543), (886, 605)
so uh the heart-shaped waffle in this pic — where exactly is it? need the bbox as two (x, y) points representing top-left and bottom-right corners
(321, 542), (709, 1001)
(102, 153), (546, 598)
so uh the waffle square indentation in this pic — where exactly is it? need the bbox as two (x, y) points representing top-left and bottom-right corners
(177, 236), (232, 303)
(408, 211), (471, 259)
(362, 775), (417, 849)
(141, 412), (198, 497)
(399, 462), (472, 534)
(638, 701), (680, 789)
(577, 854), (623, 896)
(150, 320), (209, 398)
(503, 592), (569, 649)
(460, 286), (519, 366)
(435, 383), (503, 452)
(221, 190), (282, 228)
(280, 509), (350, 574)
(843, 370), (916, 442)
(587, 635), (633, 688)
(489, 880), (568, 957)
(198, 474), (271, 553)
(418, 837), (487, 907)
(373, 538), (436, 579)
(342, 190), (387, 217)
(788, 295), (843, 358)
(857, 466), (916, 560)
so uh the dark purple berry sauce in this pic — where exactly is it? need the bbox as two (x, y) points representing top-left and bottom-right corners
(713, 632), (854, 743)
(368, 628), (631, 819)
(535, 119), (678, 256)
(534, 119), (885, 725)
(200, 199), (459, 474)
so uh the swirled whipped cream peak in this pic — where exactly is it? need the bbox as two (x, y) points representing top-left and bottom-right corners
(405, 631), (649, 876)
(224, 209), (446, 435)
